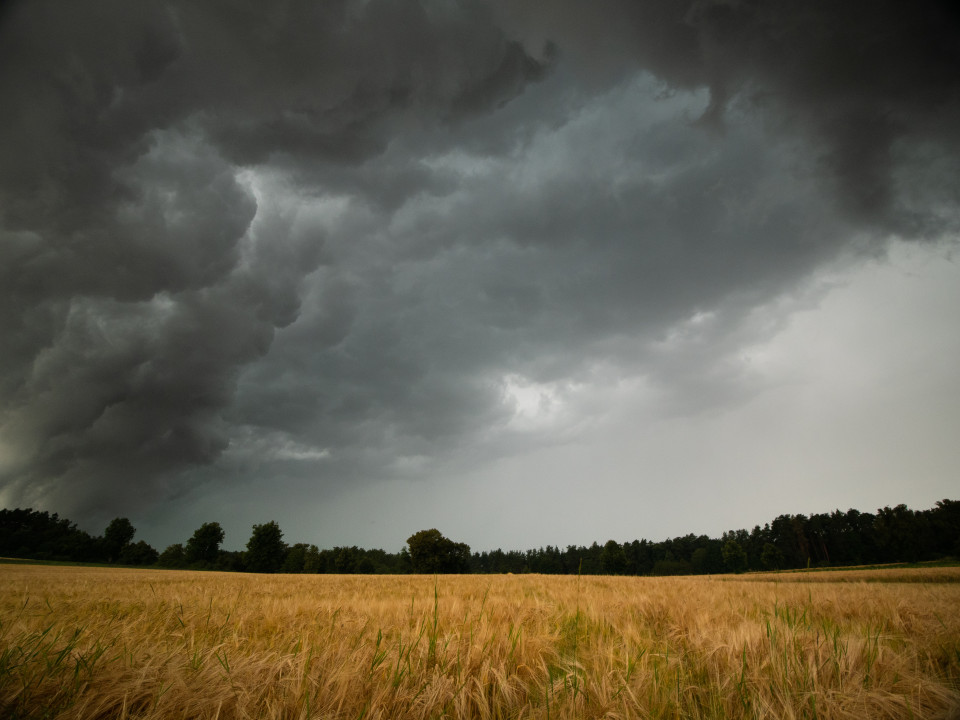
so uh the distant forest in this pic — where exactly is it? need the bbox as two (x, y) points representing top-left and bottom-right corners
(1, 500), (958, 576)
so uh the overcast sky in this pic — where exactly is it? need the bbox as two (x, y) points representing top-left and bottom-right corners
(2, 1), (959, 554)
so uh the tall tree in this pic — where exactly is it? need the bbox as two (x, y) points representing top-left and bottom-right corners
(722, 539), (748, 573)
(157, 543), (187, 568)
(600, 540), (628, 575)
(120, 540), (159, 566)
(406, 529), (470, 573)
(102, 517), (136, 563)
(185, 522), (226, 567)
(761, 543), (784, 570)
(931, 499), (960, 557)
(282, 543), (309, 573)
(0, 509), (96, 561)
(245, 521), (286, 573)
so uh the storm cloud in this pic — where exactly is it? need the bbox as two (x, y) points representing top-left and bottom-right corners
(1, 1), (958, 549)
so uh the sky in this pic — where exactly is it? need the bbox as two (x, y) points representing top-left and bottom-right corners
(1, 0), (959, 554)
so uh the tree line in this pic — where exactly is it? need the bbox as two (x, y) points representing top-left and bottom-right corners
(1, 500), (958, 575)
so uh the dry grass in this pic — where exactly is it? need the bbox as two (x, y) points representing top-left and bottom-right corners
(1, 565), (959, 719)
(740, 566), (960, 584)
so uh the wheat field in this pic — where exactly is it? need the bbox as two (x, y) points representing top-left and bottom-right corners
(1, 565), (958, 719)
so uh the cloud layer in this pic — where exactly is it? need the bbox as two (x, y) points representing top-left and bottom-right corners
(1, 0), (958, 547)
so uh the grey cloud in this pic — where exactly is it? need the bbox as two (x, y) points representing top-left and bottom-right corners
(1, 0), (957, 539)
(228, 87), (852, 493)
(495, 0), (960, 232)
(0, 0), (554, 525)
(170, 0), (554, 166)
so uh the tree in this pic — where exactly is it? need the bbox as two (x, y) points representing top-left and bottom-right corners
(761, 542), (784, 570)
(652, 556), (694, 575)
(406, 529), (470, 573)
(722, 539), (748, 573)
(282, 543), (309, 573)
(600, 540), (628, 575)
(332, 546), (359, 573)
(120, 540), (159, 566)
(102, 518), (136, 563)
(303, 545), (323, 573)
(691, 541), (725, 574)
(0, 509), (97, 561)
(875, 504), (921, 562)
(245, 521), (286, 573)
(185, 522), (225, 567)
(157, 543), (187, 568)
(931, 499), (960, 557)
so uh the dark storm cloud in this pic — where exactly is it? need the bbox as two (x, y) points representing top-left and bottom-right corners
(1, 0), (958, 534)
(0, 0), (554, 523)
(496, 0), (960, 230)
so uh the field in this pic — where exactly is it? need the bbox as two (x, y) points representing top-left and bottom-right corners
(1, 566), (959, 719)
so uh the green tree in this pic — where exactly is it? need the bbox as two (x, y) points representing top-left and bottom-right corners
(761, 542), (784, 570)
(406, 529), (470, 573)
(0, 509), (97, 562)
(102, 518), (136, 563)
(691, 542), (725, 574)
(333, 546), (358, 573)
(600, 539), (628, 575)
(303, 545), (323, 573)
(185, 522), (225, 567)
(931, 499), (960, 557)
(722, 539), (748, 573)
(157, 543), (187, 568)
(245, 521), (286, 573)
(120, 540), (159, 566)
(282, 543), (309, 573)
(875, 504), (922, 563)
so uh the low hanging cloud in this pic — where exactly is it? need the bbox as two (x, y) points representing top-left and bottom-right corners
(1, 0), (958, 536)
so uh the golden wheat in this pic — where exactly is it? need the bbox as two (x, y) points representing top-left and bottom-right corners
(1, 565), (958, 719)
